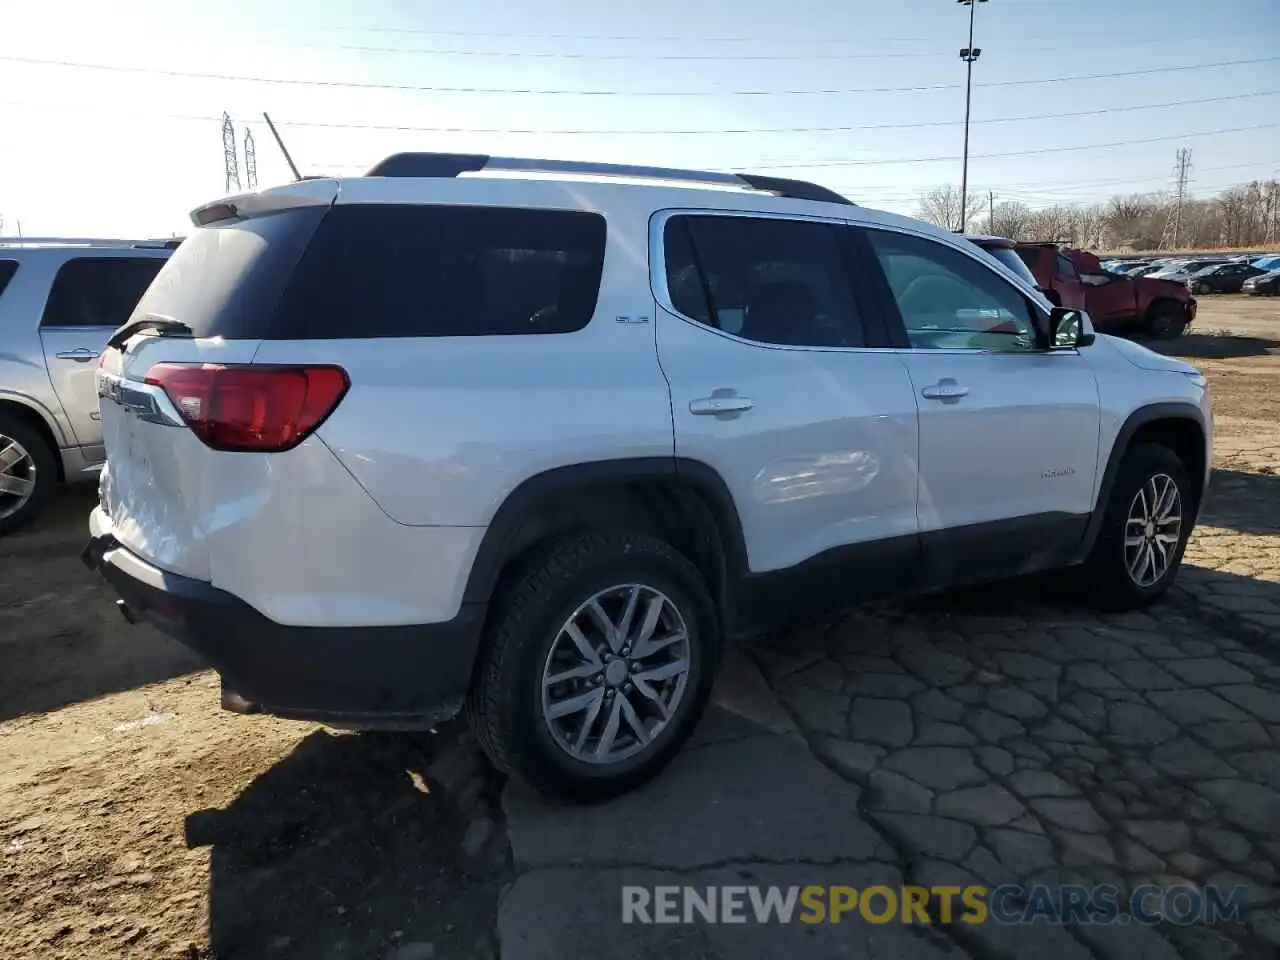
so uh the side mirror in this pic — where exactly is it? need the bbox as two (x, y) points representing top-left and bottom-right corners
(1049, 307), (1094, 349)
(1080, 273), (1110, 287)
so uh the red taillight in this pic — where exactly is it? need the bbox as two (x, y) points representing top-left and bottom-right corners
(144, 363), (349, 452)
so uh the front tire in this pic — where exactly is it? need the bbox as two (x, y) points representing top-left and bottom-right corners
(466, 531), (720, 802)
(1079, 443), (1193, 611)
(0, 411), (57, 537)
(1145, 301), (1187, 340)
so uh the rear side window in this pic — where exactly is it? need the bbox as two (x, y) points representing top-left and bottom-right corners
(664, 215), (866, 348)
(41, 257), (165, 328)
(275, 205), (607, 339)
(1055, 254), (1079, 281)
(0, 260), (17, 299)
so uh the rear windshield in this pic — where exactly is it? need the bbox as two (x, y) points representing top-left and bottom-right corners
(0, 260), (16, 300)
(127, 206), (327, 340)
(273, 204), (607, 339)
(1014, 248), (1040, 271)
(984, 247), (1039, 287)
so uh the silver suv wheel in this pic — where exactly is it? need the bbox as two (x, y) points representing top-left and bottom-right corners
(1124, 472), (1182, 588)
(540, 583), (691, 765)
(0, 433), (38, 522)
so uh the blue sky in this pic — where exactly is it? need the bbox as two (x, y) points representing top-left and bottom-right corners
(0, 0), (1276, 236)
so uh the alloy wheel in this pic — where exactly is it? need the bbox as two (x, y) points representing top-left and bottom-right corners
(0, 434), (37, 522)
(540, 583), (691, 765)
(1125, 473), (1182, 588)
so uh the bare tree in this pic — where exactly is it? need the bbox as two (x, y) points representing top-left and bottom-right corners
(1072, 204), (1107, 250)
(1216, 187), (1251, 247)
(985, 200), (1033, 240)
(911, 178), (1276, 252)
(917, 185), (983, 232)
(1103, 193), (1164, 248)
(1025, 205), (1077, 243)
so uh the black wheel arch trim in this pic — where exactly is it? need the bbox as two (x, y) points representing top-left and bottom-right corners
(461, 457), (749, 606)
(1075, 401), (1207, 562)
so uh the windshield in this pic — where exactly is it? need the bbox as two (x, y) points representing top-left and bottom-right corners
(1190, 264), (1221, 277)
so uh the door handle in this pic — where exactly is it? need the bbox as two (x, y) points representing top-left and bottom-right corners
(690, 395), (754, 416)
(55, 348), (98, 363)
(920, 379), (969, 401)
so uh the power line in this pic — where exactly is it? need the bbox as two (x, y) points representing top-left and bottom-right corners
(0, 53), (1274, 97)
(261, 91), (1276, 136)
(291, 33), (1246, 62)
(888, 159), (1279, 194)
(1, 90), (1274, 136)
(313, 25), (945, 43)
(753, 122), (1280, 168)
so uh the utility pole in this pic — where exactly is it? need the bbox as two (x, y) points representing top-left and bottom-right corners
(222, 112), (241, 194)
(957, 0), (986, 233)
(243, 128), (258, 190)
(989, 190), (995, 233)
(1159, 147), (1192, 251)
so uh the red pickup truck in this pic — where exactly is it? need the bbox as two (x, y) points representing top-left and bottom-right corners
(1013, 242), (1196, 340)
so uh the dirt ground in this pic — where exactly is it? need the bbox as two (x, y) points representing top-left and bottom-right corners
(1, 295), (1277, 960)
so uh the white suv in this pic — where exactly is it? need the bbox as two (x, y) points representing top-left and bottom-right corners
(84, 154), (1212, 800)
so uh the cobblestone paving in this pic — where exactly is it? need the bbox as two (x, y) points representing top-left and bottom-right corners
(746, 431), (1280, 959)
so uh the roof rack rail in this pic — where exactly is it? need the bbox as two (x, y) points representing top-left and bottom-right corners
(363, 153), (853, 206)
(0, 236), (183, 249)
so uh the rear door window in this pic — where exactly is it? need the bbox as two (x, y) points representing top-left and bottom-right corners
(275, 205), (607, 339)
(663, 214), (868, 348)
(0, 260), (17, 299)
(40, 257), (165, 328)
(1055, 254), (1080, 281)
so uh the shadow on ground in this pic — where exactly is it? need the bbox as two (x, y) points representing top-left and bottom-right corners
(192, 725), (506, 960)
(1199, 469), (1280, 535)
(0, 486), (207, 722)
(1147, 332), (1280, 359)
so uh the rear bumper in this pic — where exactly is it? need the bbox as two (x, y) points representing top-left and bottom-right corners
(82, 531), (486, 728)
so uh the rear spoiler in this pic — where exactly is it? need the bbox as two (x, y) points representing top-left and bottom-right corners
(190, 178), (339, 227)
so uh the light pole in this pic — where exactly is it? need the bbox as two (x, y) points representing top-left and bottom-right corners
(957, 0), (986, 232)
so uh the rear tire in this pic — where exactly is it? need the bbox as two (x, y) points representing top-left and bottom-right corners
(0, 411), (57, 537)
(1078, 443), (1193, 612)
(1145, 301), (1187, 340)
(466, 531), (720, 803)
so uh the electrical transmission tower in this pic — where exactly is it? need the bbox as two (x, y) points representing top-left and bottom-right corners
(222, 112), (241, 194)
(243, 128), (258, 190)
(1159, 147), (1192, 250)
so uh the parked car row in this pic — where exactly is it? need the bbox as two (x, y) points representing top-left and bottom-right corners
(969, 238), (1197, 340)
(1101, 253), (1280, 295)
(1242, 269), (1280, 296)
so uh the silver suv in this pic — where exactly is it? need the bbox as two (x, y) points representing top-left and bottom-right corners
(83, 155), (1210, 801)
(0, 238), (173, 533)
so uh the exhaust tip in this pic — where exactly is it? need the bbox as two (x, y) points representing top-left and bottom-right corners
(115, 599), (138, 624)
